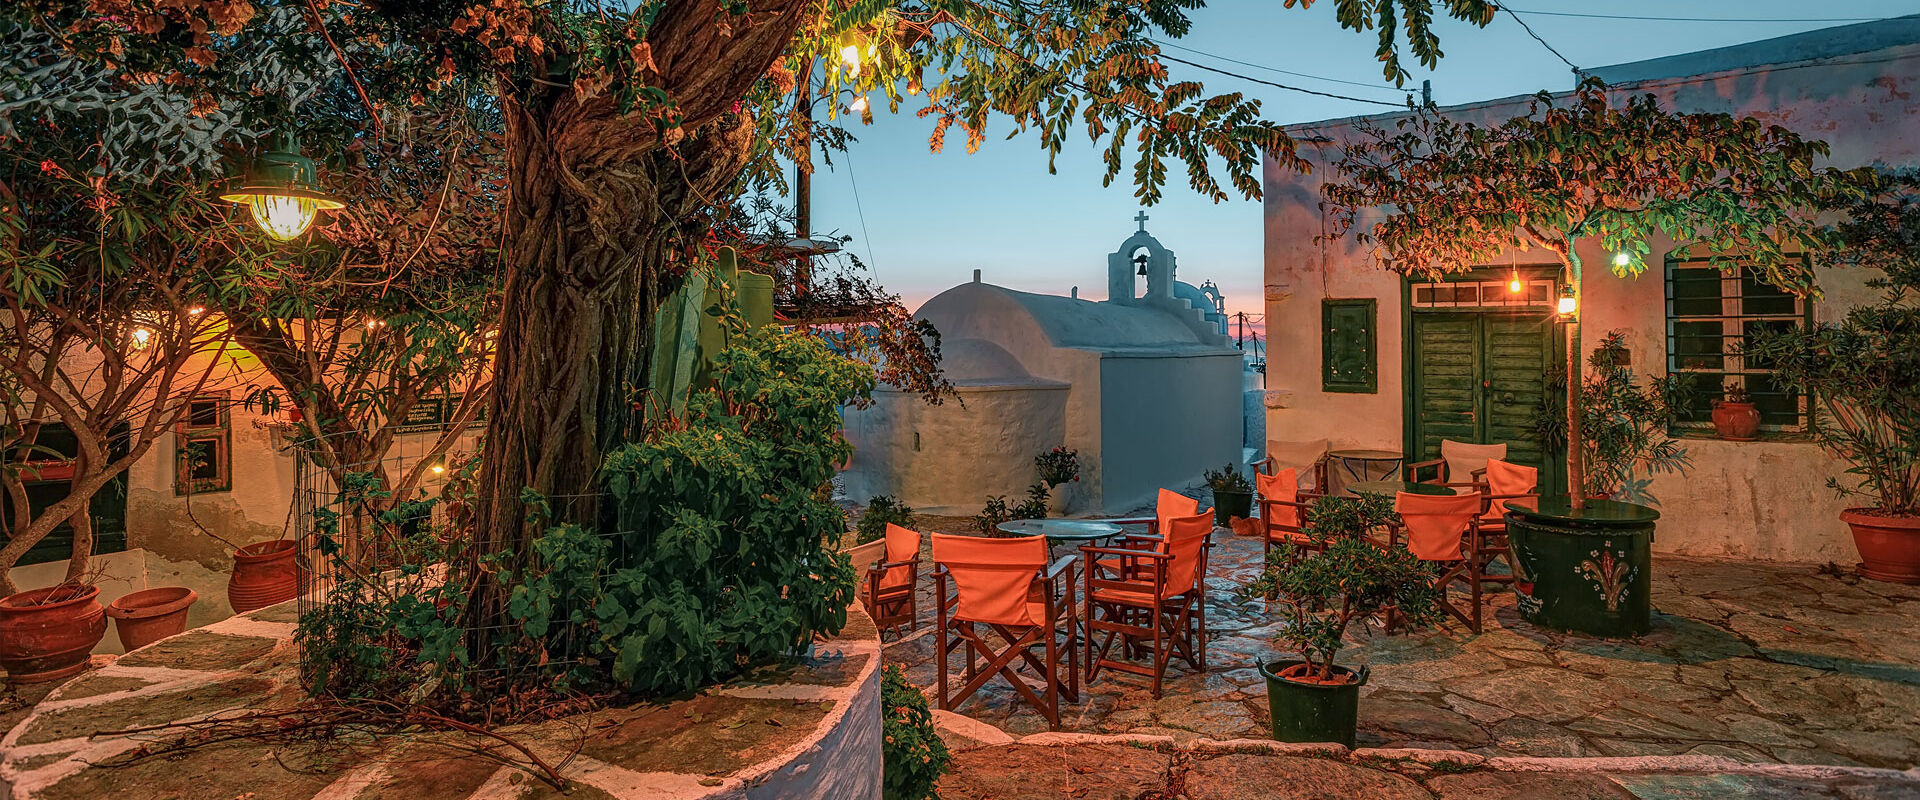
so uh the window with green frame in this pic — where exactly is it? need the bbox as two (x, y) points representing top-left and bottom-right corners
(1322, 298), (1377, 393)
(1665, 255), (1813, 433)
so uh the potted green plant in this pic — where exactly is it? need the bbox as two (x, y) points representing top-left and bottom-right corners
(855, 495), (917, 546)
(1749, 178), (1920, 583)
(1035, 447), (1080, 516)
(1712, 383), (1761, 441)
(1204, 464), (1254, 526)
(1531, 331), (1692, 505)
(1239, 495), (1441, 747)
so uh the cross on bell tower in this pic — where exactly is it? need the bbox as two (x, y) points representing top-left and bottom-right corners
(1134, 210), (1149, 233)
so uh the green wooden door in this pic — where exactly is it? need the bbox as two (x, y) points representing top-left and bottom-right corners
(1410, 313), (1557, 483)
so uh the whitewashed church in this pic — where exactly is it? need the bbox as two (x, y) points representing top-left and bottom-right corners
(841, 217), (1248, 515)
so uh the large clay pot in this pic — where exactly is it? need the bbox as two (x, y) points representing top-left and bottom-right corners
(1842, 509), (1920, 585)
(1212, 489), (1254, 527)
(1711, 400), (1761, 441)
(1260, 660), (1368, 748)
(0, 584), (107, 685)
(228, 540), (299, 613)
(106, 587), (199, 652)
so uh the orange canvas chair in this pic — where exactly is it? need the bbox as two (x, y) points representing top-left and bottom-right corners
(1460, 459), (1538, 599)
(863, 523), (922, 636)
(1392, 491), (1490, 633)
(1099, 488), (1203, 579)
(931, 533), (1079, 729)
(1256, 468), (1324, 561)
(1081, 511), (1213, 698)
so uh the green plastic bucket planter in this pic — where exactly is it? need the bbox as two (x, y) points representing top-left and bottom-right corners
(1259, 660), (1368, 748)
(1213, 489), (1253, 526)
(1506, 498), (1659, 638)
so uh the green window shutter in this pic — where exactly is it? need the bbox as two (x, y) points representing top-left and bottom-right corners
(1323, 298), (1377, 393)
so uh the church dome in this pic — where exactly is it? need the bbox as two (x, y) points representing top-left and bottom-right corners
(937, 337), (1059, 386)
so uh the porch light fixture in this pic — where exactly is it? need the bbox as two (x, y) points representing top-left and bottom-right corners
(1555, 287), (1578, 318)
(1507, 267), (1523, 294)
(849, 95), (869, 114)
(219, 132), (343, 241)
(129, 327), (154, 350)
(1612, 251), (1632, 268)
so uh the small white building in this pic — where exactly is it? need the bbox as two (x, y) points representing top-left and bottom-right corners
(1262, 17), (1920, 563)
(842, 220), (1246, 515)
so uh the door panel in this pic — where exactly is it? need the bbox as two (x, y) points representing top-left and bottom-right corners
(1411, 316), (1480, 461)
(1410, 313), (1554, 477)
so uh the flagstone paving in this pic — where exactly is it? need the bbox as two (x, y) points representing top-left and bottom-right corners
(884, 517), (1920, 770)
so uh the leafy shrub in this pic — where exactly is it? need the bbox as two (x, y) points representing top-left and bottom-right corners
(1239, 494), (1440, 682)
(973, 495), (1015, 536)
(1531, 330), (1691, 504)
(1749, 177), (1920, 515)
(858, 495), (918, 545)
(882, 663), (950, 800)
(1013, 483), (1049, 519)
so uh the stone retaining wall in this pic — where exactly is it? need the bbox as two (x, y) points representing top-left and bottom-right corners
(1, 601), (883, 800)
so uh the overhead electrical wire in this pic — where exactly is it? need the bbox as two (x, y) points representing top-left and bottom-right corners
(1149, 37), (1410, 93)
(1154, 53), (1411, 107)
(1500, 7), (1894, 24)
(1497, 4), (1581, 72)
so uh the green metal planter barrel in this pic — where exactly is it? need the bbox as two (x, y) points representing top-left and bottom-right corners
(1505, 498), (1659, 638)
(1259, 660), (1368, 748)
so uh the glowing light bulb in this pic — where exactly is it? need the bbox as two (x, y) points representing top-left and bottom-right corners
(849, 96), (869, 113)
(130, 328), (153, 349)
(1612, 251), (1632, 268)
(248, 194), (320, 240)
(430, 463), (446, 475)
(1556, 294), (1578, 316)
(365, 318), (385, 330)
(188, 306), (205, 315)
(1507, 269), (1523, 294)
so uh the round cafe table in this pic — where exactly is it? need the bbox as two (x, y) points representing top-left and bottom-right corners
(1327, 449), (1407, 487)
(995, 519), (1123, 554)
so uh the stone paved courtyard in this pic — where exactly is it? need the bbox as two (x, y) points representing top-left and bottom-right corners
(885, 519), (1920, 770)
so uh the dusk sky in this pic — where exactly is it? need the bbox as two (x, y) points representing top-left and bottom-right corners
(802, 1), (1920, 336)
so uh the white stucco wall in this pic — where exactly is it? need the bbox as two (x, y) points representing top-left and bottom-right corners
(1099, 353), (1247, 514)
(1262, 36), (1920, 563)
(841, 383), (1070, 515)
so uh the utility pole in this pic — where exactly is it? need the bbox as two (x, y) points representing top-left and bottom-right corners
(792, 58), (816, 239)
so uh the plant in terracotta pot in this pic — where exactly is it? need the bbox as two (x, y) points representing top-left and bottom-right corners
(1712, 383), (1761, 441)
(0, 580), (107, 685)
(1205, 464), (1255, 526)
(1239, 494), (1441, 746)
(1749, 176), (1920, 583)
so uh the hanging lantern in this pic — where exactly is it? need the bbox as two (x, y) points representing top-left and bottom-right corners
(1556, 286), (1578, 318)
(219, 132), (343, 241)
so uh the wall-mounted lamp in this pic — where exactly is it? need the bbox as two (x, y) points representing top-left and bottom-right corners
(1556, 287), (1578, 318)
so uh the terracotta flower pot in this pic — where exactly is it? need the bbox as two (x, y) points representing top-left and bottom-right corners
(106, 587), (199, 652)
(1711, 400), (1761, 441)
(1842, 508), (1920, 585)
(228, 540), (300, 613)
(0, 584), (107, 685)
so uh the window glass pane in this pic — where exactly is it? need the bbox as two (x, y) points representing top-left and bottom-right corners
(1741, 274), (1798, 316)
(188, 400), (220, 428)
(1675, 374), (1720, 424)
(1747, 374), (1800, 427)
(1670, 267), (1723, 317)
(1671, 321), (1725, 371)
(1742, 319), (1798, 371)
(184, 438), (222, 480)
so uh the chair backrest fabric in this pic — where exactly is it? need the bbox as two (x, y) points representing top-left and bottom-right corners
(1266, 439), (1330, 489)
(880, 523), (921, 589)
(932, 533), (1047, 626)
(1441, 440), (1508, 483)
(1394, 492), (1482, 562)
(1158, 512), (1214, 597)
(1482, 459), (1540, 519)
(1256, 468), (1300, 528)
(1157, 488), (1199, 531)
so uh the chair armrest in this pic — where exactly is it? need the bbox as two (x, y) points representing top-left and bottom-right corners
(1406, 459), (1445, 484)
(1114, 533), (1166, 548)
(1102, 516), (1155, 526)
(1078, 545), (1171, 562)
(1470, 467), (1488, 481)
(1253, 456), (1276, 476)
(869, 558), (917, 574)
(1259, 497), (1313, 510)
(1044, 554), (1077, 581)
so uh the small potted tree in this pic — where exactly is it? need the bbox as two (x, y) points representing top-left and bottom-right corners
(1205, 464), (1254, 526)
(1712, 383), (1761, 441)
(1240, 495), (1441, 747)
(1750, 177), (1920, 583)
